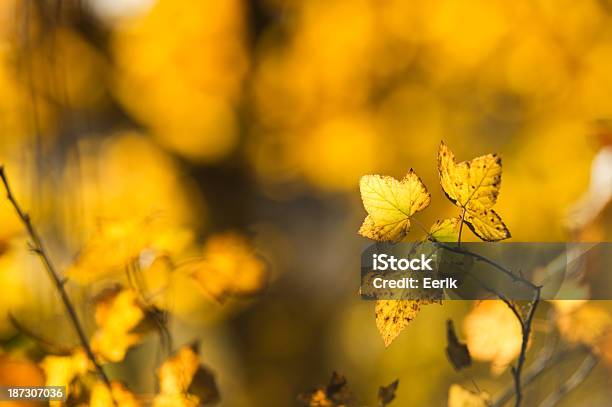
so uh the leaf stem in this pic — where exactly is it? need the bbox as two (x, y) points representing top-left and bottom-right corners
(0, 166), (115, 403)
(458, 207), (466, 246)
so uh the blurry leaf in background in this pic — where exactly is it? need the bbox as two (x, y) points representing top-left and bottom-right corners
(553, 301), (612, 353)
(90, 380), (140, 407)
(359, 171), (431, 242)
(91, 288), (145, 363)
(447, 384), (490, 407)
(182, 232), (268, 303)
(112, 0), (248, 162)
(73, 133), (204, 236)
(26, 27), (108, 109)
(296, 116), (381, 191)
(438, 142), (510, 242)
(153, 344), (218, 407)
(378, 379), (399, 406)
(463, 301), (523, 375)
(298, 371), (355, 407)
(445, 319), (471, 371)
(187, 365), (220, 406)
(41, 348), (90, 398)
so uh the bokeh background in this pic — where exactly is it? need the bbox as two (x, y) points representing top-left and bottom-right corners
(0, 0), (612, 406)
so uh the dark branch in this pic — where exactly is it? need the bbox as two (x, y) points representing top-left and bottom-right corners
(0, 166), (115, 401)
(430, 240), (541, 291)
(510, 287), (541, 407)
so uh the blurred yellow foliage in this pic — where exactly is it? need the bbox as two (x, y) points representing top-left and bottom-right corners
(0, 242), (34, 337)
(91, 288), (145, 363)
(0, 0), (611, 405)
(181, 232), (267, 302)
(67, 216), (191, 284)
(113, 0), (248, 162)
(153, 345), (201, 407)
(463, 301), (523, 375)
(0, 354), (44, 407)
(447, 384), (490, 407)
(41, 348), (90, 398)
(73, 133), (203, 233)
(553, 301), (612, 351)
(89, 381), (140, 407)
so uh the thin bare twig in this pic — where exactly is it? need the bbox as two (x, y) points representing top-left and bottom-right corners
(510, 287), (541, 407)
(431, 240), (540, 291)
(0, 166), (114, 398)
(537, 353), (598, 407)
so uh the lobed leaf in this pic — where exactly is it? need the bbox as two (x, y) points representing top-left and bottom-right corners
(359, 171), (430, 242)
(438, 142), (510, 241)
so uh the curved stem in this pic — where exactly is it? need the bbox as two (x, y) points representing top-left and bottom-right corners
(458, 207), (466, 246)
(511, 287), (541, 407)
(430, 240), (540, 291)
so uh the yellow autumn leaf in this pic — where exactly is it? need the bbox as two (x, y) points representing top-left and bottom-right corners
(438, 142), (510, 241)
(375, 299), (438, 347)
(41, 349), (90, 398)
(358, 170), (431, 242)
(154, 346), (200, 407)
(90, 381), (140, 407)
(464, 301), (523, 375)
(181, 232), (267, 302)
(447, 384), (490, 407)
(91, 288), (145, 362)
(430, 217), (461, 242)
(153, 344), (219, 407)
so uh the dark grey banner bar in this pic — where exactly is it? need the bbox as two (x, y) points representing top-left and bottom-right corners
(360, 242), (610, 300)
